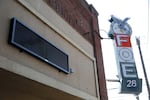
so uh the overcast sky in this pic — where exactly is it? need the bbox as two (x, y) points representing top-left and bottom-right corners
(86, 0), (150, 100)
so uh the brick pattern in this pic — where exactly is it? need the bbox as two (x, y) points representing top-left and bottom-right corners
(46, 0), (94, 43)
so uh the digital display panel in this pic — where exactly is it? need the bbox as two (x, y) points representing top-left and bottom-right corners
(9, 18), (70, 74)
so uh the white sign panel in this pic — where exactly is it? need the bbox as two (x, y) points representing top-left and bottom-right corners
(108, 15), (142, 94)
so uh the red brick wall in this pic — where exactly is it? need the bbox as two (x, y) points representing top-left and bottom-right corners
(92, 31), (108, 100)
(90, 6), (108, 100)
(47, 0), (94, 43)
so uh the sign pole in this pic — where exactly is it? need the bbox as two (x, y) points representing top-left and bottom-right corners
(136, 37), (150, 100)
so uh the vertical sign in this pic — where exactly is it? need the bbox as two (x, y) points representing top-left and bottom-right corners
(108, 15), (142, 94)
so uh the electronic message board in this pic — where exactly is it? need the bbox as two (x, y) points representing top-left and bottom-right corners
(9, 18), (70, 74)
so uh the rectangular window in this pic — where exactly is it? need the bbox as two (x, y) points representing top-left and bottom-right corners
(9, 18), (70, 74)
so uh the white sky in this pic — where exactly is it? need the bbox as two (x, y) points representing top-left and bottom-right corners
(86, 0), (150, 100)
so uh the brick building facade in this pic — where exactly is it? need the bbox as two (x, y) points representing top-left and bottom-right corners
(0, 0), (108, 100)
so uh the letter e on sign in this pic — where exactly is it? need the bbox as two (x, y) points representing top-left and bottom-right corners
(120, 62), (138, 78)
